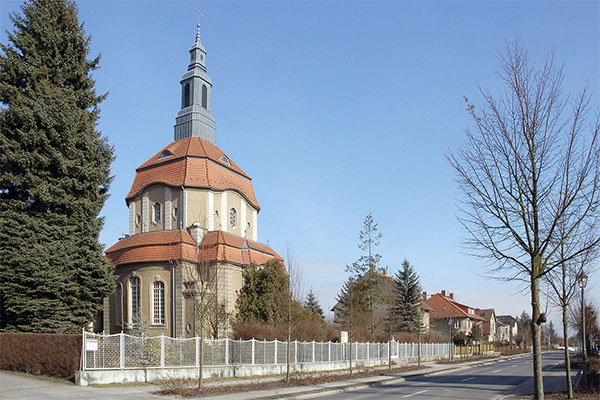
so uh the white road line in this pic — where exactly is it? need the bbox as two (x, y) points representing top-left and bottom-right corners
(512, 364), (517, 367)
(492, 369), (502, 373)
(402, 389), (428, 398)
(461, 377), (474, 382)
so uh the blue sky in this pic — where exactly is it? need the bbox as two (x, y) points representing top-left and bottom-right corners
(1, 1), (599, 326)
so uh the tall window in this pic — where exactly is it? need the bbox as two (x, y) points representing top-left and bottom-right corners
(202, 84), (208, 108)
(116, 284), (123, 326)
(229, 208), (237, 228)
(130, 277), (141, 320)
(214, 210), (220, 228)
(153, 281), (165, 325)
(183, 83), (191, 107)
(153, 202), (161, 224)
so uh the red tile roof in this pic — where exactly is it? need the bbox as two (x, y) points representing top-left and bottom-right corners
(424, 293), (484, 321)
(126, 137), (259, 209)
(105, 229), (282, 268)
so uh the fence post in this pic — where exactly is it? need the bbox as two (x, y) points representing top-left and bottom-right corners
(251, 338), (255, 365)
(225, 338), (229, 366)
(120, 333), (125, 369)
(311, 341), (315, 363)
(195, 336), (200, 367)
(295, 341), (298, 364)
(328, 341), (331, 362)
(274, 340), (278, 364)
(160, 334), (165, 368)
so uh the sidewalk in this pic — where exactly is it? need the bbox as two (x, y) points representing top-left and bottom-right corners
(0, 354), (531, 400)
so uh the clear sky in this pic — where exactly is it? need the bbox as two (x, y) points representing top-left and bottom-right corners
(1, 1), (599, 328)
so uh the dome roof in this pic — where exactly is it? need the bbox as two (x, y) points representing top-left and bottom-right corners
(126, 137), (259, 209)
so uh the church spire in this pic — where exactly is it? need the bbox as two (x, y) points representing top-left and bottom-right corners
(173, 12), (216, 143)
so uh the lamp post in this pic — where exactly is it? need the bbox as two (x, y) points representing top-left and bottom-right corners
(577, 271), (588, 389)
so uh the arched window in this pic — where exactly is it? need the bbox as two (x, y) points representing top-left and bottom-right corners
(115, 283), (123, 326)
(201, 85), (208, 109)
(153, 202), (161, 224)
(153, 281), (165, 325)
(214, 210), (220, 228)
(183, 83), (191, 108)
(130, 277), (141, 319)
(229, 208), (237, 228)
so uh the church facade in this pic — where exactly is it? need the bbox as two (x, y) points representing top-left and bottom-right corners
(102, 22), (282, 338)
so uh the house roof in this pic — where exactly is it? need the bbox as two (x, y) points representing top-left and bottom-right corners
(477, 308), (495, 322)
(126, 137), (259, 209)
(424, 293), (485, 321)
(496, 315), (518, 326)
(105, 229), (282, 268)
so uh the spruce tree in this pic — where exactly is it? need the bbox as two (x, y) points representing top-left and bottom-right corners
(394, 259), (423, 333)
(0, 0), (114, 332)
(303, 289), (324, 319)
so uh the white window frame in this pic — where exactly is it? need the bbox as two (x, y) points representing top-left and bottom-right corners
(151, 280), (166, 325)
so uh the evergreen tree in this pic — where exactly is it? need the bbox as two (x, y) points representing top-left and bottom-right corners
(394, 259), (423, 333)
(303, 289), (324, 319)
(334, 277), (369, 331)
(0, 0), (114, 332)
(346, 213), (385, 333)
(234, 259), (290, 325)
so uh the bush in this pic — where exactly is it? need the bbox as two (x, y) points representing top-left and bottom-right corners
(232, 320), (340, 342)
(0, 332), (82, 380)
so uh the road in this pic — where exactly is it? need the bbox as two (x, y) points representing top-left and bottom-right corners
(318, 351), (575, 399)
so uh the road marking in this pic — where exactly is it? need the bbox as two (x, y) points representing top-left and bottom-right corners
(492, 369), (502, 373)
(402, 389), (428, 398)
(461, 377), (474, 382)
(512, 364), (517, 367)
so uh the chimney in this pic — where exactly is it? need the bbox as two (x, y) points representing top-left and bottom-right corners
(441, 290), (446, 297)
(449, 292), (454, 300)
(423, 291), (427, 300)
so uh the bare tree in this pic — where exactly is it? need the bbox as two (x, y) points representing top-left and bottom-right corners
(545, 232), (597, 398)
(183, 243), (227, 391)
(285, 244), (304, 383)
(447, 41), (600, 399)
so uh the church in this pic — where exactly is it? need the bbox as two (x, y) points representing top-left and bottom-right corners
(102, 21), (282, 338)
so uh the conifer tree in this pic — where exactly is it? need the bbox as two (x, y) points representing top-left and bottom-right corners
(0, 0), (114, 332)
(394, 259), (423, 333)
(346, 213), (385, 333)
(303, 289), (324, 319)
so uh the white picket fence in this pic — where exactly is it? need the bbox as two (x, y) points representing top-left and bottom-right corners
(81, 331), (454, 370)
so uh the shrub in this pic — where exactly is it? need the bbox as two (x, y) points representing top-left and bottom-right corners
(0, 332), (82, 380)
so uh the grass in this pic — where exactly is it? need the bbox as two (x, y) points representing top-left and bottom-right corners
(156, 364), (427, 397)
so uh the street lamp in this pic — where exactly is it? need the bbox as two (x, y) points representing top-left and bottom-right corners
(577, 271), (588, 389)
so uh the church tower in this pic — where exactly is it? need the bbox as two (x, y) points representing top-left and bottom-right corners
(173, 23), (216, 143)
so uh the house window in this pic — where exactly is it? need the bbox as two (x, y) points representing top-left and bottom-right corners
(153, 202), (161, 224)
(202, 84), (208, 108)
(454, 320), (460, 329)
(246, 222), (251, 236)
(131, 277), (141, 320)
(153, 281), (165, 325)
(173, 206), (178, 218)
(215, 210), (220, 228)
(229, 208), (237, 228)
(116, 283), (123, 326)
(158, 150), (173, 160)
(136, 213), (141, 227)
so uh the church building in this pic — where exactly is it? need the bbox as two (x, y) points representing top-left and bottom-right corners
(102, 22), (282, 338)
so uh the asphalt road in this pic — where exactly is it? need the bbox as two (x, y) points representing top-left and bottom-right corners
(317, 351), (574, 399)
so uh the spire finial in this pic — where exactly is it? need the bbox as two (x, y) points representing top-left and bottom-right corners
(194, 8), (204, 42)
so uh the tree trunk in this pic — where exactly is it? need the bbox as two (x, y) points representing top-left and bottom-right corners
(198, 316), (204, 391)
(562, 304), (573, 399)
(530, 273), (544, 400)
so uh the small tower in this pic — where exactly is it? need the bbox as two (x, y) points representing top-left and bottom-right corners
(173, 21), (216, 143)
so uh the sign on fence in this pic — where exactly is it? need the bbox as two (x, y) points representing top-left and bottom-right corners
(85, 338), (98, 351)
(340, 331), (348, 343)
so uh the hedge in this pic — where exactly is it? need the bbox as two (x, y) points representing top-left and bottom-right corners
(0, 332), (82, 379)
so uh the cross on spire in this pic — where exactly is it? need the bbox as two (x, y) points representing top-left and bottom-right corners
(194, 8), (204, 42)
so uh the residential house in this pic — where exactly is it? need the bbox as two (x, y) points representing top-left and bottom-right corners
(496, 315), (519, 344)
(424, 290), (484, 338)
(477, 308), (497, 342)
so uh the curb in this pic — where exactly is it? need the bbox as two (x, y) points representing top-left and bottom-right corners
(239, 353), (533, 400)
